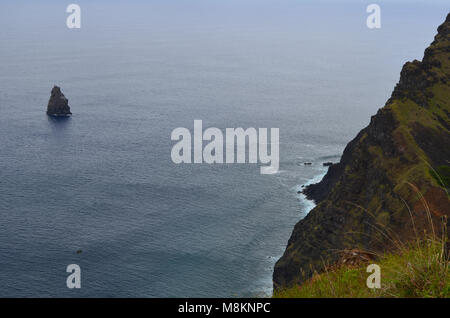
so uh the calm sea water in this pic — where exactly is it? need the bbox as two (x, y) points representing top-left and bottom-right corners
(0, 0), (448, 297)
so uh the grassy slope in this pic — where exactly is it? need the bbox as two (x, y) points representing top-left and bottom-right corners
(274, 239), (449, 298)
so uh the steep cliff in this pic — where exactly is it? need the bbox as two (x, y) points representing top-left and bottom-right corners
(274, 13), (450, 290)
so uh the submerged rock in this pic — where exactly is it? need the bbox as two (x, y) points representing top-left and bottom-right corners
(47, 86), (72, 116)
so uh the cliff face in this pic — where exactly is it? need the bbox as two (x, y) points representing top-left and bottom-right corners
(47, 86), (72, 116)
(274, 13), (450, 290)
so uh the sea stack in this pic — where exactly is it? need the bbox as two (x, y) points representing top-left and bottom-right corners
(47, 86), (72, 116)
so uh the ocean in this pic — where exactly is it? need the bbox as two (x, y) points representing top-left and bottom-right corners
(0, 0), (448, 297)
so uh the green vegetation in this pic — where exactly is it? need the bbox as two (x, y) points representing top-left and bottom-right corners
(430, 165), (450, 189)
(274, 237), (449, 298)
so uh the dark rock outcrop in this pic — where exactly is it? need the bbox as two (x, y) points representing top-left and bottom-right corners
(47, 86), (72, 116)
(274, 13), (450, 291)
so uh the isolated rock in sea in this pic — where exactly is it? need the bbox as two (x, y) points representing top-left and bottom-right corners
(47, 86), (72, 116)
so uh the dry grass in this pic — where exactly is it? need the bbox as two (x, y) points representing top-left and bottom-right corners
(274, 184), (449, 298)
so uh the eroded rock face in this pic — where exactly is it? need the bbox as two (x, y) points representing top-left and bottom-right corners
(47, 86), (72, 116)
(273, 13), (450, 291)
